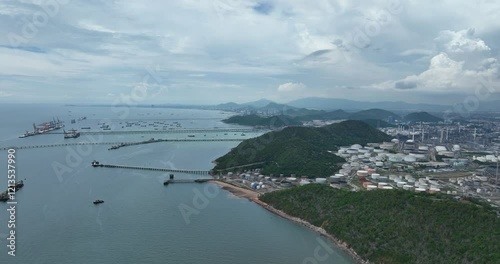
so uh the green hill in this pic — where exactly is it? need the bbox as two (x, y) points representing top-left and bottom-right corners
(403, 112), (443, 123)
(349, 108), (401, 121)
(360, 119), (396, 128)
(213, 120), (391, 177)
(260, 184), (500, 264)
(296, 109), (351, 121)
(222, 115), (301, 128)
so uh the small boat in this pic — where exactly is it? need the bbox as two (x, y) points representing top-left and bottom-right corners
(15, 180), (24, 190)
(93, 200), (104, 204)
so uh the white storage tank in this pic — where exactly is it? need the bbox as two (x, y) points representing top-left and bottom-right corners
(299, 180), (310, 186)
(415, 188), (426, 193)
(403, 185), (414, 191)
(378, 182), (389, 188)
(351, 144), (363, 149)
(357, 170), (368, 177)
(418, 146), (429, 151)
(435, 146), (447, 152)
(404, 155), (417, 162)
(315, 178), (327, 184)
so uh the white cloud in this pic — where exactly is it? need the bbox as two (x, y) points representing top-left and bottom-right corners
(370, 28), (500, 94)
(435, 29), (490, 54)
(1, 1), (500, 103)
(278, 82), (306, 92)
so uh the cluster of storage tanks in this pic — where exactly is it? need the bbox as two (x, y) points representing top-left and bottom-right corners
(337, 143), (429, 168)
(363, 172), (442, 193)
(449, 175), (498, 195)
(473, 155), (499, 163)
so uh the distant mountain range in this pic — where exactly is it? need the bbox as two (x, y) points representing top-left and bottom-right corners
(403, 112), (443, 123)
(287, 97), (450, 111)
(70, 97), (500, 113)
(287, 97), (500, 112)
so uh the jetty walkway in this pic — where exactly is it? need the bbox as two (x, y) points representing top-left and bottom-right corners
(0, 138), (245, 151)
(91, 161), (212, 175)
(49, 128), (262, 135)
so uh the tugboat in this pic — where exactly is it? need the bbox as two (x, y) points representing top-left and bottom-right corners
(64, 129), (80, 139)
(93, 200), (104, 204)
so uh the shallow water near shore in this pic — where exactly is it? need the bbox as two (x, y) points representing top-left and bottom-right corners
(0, 104), (355, 264)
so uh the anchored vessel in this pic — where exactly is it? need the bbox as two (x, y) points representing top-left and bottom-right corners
(64, 129), (81, 139)
(0, 180), (24, 202)
(19, 118), (64, 138)
(93, 200), (104, 204)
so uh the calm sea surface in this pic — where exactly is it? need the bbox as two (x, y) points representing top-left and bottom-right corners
(0, 104), (354, 264)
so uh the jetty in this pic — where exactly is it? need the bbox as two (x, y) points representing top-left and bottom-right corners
(0, 138), (245, 151)
(46, 128), (262, 135)
(108, 138), (244, 150)
(91, 160), (212, 175)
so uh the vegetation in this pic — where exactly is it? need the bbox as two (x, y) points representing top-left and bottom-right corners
(403, 112), (443, 123)
(224, 108), (400, 128)
(214, 120), (391, 177)
(260, 184), (500, 264)
(222, 114), (301, 128)
(349, 108), (401, 121)
(358, 119), (396, 128)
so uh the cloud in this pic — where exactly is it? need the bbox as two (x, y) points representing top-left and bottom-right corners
(1, 1), (500, 104)
(278, 82), (306, 92)
(0, 91), (12, 97)
(253, 2), (273, 15)
(394, 80), (417, 90)
(435, 28), (490, 54)
(371, 28), (500, 94)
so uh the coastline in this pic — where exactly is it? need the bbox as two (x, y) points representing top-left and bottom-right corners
(210, 180), (369, 264)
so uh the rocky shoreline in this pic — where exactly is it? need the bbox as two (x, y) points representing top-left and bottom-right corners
(211, 180), (369, 264)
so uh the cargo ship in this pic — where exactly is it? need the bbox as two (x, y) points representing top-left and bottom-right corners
(0, 180), (24, 202)
(19, 118), (64, 138)
(64, 129), (80, 139)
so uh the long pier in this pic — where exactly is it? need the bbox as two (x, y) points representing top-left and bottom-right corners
(0, 138), (245, 151)
(91, 161), (211, 175)
(47, 128), (263, 135)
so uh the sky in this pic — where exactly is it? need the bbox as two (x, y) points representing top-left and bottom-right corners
(0, 0), (500, 105)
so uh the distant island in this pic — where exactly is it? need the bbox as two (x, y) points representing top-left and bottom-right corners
(403, 111), (444, 123)
(222, 108), (408, 128)
(260, 184), (500, 264)
(222, 114), (302, 128)
(213, 120), (392, 177)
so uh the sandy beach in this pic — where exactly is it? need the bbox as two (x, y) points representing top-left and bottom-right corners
(210, 180), (368, 264)
(210, 180), (260, 200)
